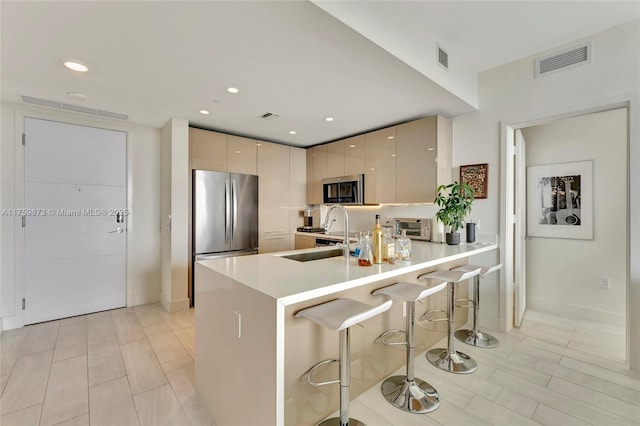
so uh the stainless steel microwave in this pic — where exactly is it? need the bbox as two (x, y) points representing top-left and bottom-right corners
(322, 174), (364, 205)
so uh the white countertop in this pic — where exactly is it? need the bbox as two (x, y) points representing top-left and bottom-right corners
(197, 241), (497, 306)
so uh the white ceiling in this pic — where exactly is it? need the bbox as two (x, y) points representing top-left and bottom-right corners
(2, 1), (638, 147)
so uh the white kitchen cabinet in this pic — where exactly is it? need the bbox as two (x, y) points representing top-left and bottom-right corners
(364, 126), (397, 204)
(294, 234), (315, 249)
(306, 145), (326, 205)
(344, 135), (365, 176)
(190, 127), (228, 172)
(396, 116), (452, 203)
(326, 140), (345, 178)
(228, 135), (257, 175)
(258, 141), (290, 253)
(289, 147), (306, 232)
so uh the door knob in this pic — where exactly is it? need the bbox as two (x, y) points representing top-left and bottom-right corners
(109, 227), (125, 234)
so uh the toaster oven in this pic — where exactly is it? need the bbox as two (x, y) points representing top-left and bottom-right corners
(393, 218), (431, 241)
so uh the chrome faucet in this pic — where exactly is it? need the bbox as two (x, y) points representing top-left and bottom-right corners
(322, 204), (349, 258)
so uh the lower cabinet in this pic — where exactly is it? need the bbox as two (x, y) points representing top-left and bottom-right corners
(294, 234), (315, 250)
(259, 234), (291, 254)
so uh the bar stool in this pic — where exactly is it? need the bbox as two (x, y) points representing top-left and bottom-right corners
(451, 263), (503, 348)
(371, 280), (447, 413)
(418, 268), (482, 374)
(295, 298), (393, 426)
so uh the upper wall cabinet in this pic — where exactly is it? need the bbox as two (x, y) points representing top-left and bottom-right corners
(365, 126), (397, 204)
(306, 145), (327, 205)
(326, 140), (345, 178)
(304, 115), (452, 205)
(396, 116), (452, 203)
(190, 128), (228, 172)
(189, 128), (258, 175)
(343, 135), (365, 176)
(228, 135), (257, 175)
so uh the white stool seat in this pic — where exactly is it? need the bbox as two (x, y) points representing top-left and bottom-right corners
(417, 267), (481, 283)
(452, 263), (503, 277)
(295, 298), (393, 331)
(372, 281), (447, 302)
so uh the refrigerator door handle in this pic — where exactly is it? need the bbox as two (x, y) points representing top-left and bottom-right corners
(225, 179), (231, 245)
(232, 179), (238, 236)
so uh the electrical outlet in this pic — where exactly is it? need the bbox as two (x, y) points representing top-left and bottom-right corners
(600, 277), (611, 289)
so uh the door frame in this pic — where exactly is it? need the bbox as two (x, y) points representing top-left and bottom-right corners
(4, 107), (130, 330)
(500, 100), (637, 370)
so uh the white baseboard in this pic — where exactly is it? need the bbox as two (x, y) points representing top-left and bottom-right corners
(130, 292), (161, 307)
(160, 294), (190, 313)
(527, 296), (625, 327)
(1, 314), (23, 331)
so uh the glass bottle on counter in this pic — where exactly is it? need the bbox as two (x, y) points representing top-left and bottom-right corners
(382, 225), (395, 264)
(372, 214), (383, 264)
(396, 229), (412, 261)
(358, 234), (373, 266)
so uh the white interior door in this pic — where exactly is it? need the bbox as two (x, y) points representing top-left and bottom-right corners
(514, 129), (527, 326)
(24, 118), (127, 324)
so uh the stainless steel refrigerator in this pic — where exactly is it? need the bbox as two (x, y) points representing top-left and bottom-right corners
(192, 170), (258, 301)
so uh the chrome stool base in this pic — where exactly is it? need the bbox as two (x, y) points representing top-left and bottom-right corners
(318, 417), (365, 426)
(381, 376), (440, 414)
(455, 329), (500, 348)
(426, 348), (477, 374)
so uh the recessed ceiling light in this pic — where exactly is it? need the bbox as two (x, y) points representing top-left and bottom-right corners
(226, 87), (239, 94)
(235, 150), (242, 154)
(289, 131), (297, 135)
(391, 154), (397, 157)
(348, 144), (356, 148)
(325, 117), (334, 122)
(255, 143), (261, 147)
(387, 136), (395, 140)
(63, 61), (88, 72)
(427, 147), (435, 151)
(199, 110), (210, 115)
(369, 167), (376, 171)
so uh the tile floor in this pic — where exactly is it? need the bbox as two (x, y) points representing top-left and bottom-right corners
(1, 305), (638, 426)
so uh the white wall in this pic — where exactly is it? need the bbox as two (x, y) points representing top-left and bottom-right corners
(1, 102), (162, 329)
(160, 119), (190, 312)
(452, 19), (639, 368)
(523, 108), (627, 325)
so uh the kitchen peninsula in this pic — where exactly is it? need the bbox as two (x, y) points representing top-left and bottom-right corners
(195, 241), (496, 426)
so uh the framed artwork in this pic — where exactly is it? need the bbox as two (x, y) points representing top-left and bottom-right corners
(526, 160), (593, 240)
(460, 163), (488, 199)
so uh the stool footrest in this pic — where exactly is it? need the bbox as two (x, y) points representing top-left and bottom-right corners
(421, 309), (448, 322)
(307, 359), (339, 387)
(455, 298), (474, 309)
(377, 329), (407, 346)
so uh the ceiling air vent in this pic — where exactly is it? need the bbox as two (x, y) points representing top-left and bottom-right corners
(260, 112), (280, 120)
(437, 44), (449, 71)
(21, 95), (129, 121)
(535, 42), (591, 78)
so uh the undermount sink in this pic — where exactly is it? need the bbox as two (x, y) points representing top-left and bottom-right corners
(280, 248), (345, 262)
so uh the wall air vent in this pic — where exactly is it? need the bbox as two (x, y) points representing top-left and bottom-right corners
(260, 112), (280, 120)
(535, 42), (591, 78)
(437, 44), (449, 71)
(20, 95), (129, 120)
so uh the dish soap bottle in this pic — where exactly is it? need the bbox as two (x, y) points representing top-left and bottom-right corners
(372, 214), (383, 264)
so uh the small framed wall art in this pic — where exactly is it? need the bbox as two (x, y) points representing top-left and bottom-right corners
(460, 163), (488, 199)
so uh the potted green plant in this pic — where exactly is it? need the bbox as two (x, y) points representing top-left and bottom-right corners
(434, 181), (474, 245)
